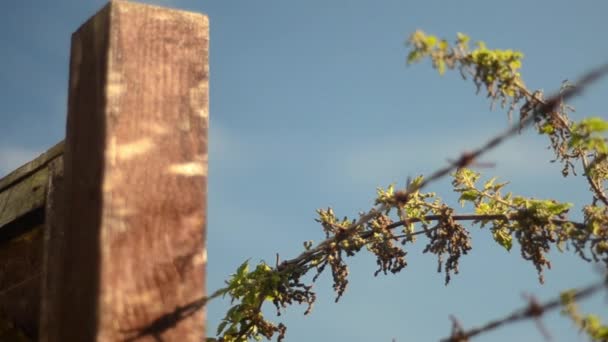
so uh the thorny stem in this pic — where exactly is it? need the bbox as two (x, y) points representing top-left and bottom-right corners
(282, 213), (587, 275)
(280, 205), (388, 271)
(475, 189), (516, 209)
(581, 154), (608, 206)
(277, 63), (608, 274)
(441, 278), (608, 342)
(386, 214), (586, 231)
(514, 80), (608, 206)
(132, 65), (608, 342)
(188, 213), (588, 317)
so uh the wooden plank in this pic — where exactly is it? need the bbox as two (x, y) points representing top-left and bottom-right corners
(0, 224), (44, 340)
(0, 142), (63, 339)
(0, 141), (63, 193)
(0, 142), (63, 235)
(39, 158), (64, 342)
(0, 310), (31, 342)
(0, 169), (48, 233)
(50, 1), (209, 341)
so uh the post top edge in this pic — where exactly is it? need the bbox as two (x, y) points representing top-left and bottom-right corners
(108, 0), (209, 21)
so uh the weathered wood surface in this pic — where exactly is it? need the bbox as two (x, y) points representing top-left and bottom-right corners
(0, 142), (64, 340)
(48, 1), (209, 341)
(0, 141), (63, 235)
(39, 158), (64, 342)
(0, 225), (43, 340)
(0, 309), (30, 341)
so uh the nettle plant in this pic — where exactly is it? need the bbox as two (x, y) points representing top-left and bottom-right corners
(203, 31), (608, 342)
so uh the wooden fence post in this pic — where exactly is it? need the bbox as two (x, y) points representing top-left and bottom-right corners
(44, 1), (209, 340)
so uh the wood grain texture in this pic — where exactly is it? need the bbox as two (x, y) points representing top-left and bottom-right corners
(0, 142), (63, 236)
(39, 158), (64, 342)
(0, 225), (43, 340)
(0, 310), (31, 341)
(0, 141), (63, 193)
(57, 1), (208, 341)
(0, 141), (64, 340)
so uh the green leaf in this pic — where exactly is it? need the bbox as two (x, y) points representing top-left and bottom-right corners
(569, 134), (583, 148)
(508, 59), (522, 70)
(591, 221), (602, 236)
(589, 137), (608, 154)
(459, 190), (478, 206)
(411, 175), (424, 187)
(407, 50), (423, 64)
(595, 327), (608, 339)
(475, 202), (491, 214)
(546, 201), (573, 215)
(217, 321), (228, 336)
(586, 315), (602, 331)
(493, 228), (512, 251)
(483, 177), (497, 190)
(582, 117), (608, 132)
(437, 59), (446, 75)
(456, 32), (470, 44)
(407, 222), (415, 235)
(236, 260), (250, 278)
(540, 123), (554, 134)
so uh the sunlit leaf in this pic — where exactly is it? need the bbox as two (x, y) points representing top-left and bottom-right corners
(493, 228), (513, 251)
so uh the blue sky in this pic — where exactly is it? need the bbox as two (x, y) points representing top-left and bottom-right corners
(2, 0), (608, 341)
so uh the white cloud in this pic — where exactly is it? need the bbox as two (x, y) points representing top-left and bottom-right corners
(333, 131), (553, 190)
(209, 122), (249, 168)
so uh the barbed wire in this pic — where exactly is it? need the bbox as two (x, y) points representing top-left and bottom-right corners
(441, 277), (607, 342)
(277, 62), (608, 273)
(130, 63), (608, 342)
